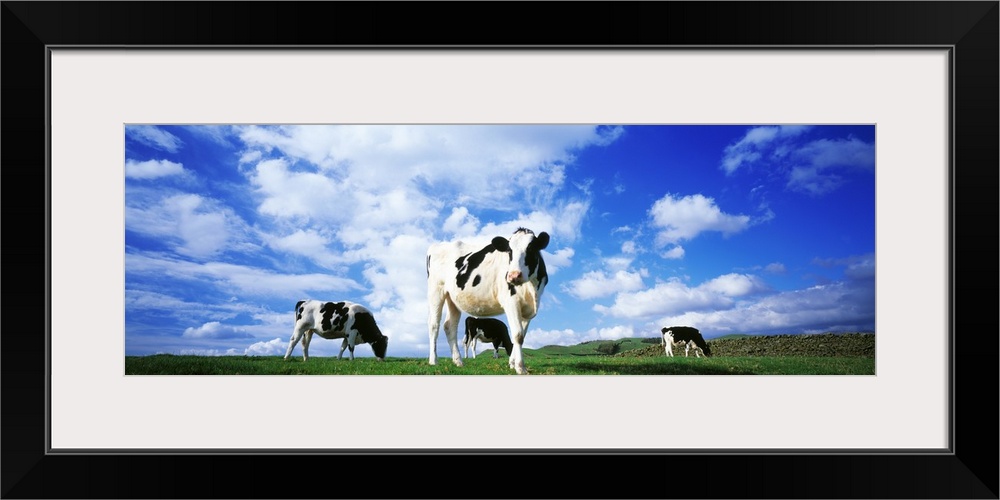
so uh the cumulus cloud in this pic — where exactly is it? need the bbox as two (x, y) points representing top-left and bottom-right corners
(564, 269), (646, 300)
(245, 337), (287, 356)
(543, 247), (575, 275)
(125, 159), (185, 179)
(182, 321), (253, 339)
(125, 193), (250, 258)
(523, 324), (637, 349)
(655, 280), (875, 336)
(660, 245), (685, 260)
(594, 277), (733, 318)
(442, 206), (480, 237)
(699, 273), (770, 297)
(238, 125), (621, 212)
(128, 125), (184, 153)
(648, 193), (750, 247)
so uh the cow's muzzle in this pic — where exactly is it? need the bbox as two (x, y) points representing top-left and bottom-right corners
(506, 270), (524, 284)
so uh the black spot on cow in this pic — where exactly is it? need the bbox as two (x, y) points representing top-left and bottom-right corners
(354, 312), (388, 358)
(320, 301), (349, 332)
(472, 275), (481, 287)
(508, 283), (516, 296)
(455, 244), (495, 290)
(295, 300), (305, 321)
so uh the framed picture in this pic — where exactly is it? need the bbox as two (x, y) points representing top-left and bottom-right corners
(5, 2), (996, 499)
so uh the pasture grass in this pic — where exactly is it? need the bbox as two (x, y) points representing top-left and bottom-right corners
(125, 352), (874, 375)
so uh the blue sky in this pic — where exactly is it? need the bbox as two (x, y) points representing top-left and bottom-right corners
(124, 124), (876, 358)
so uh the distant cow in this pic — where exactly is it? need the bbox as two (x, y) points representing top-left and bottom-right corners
(284, 300), (388, 361)
(661, 326), (711, 357)
(427, 227), (549, 374)
(463, 317), (513, 359)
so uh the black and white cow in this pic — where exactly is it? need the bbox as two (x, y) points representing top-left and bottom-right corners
(284, 300), (388, 361)
(427, 227), (549, 374)
(661, 326), (711, 358)
(463, 316), (513, 359)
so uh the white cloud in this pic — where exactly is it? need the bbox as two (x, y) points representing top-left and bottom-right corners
(543, 247), (575, 275)
(564, 269), (646, 300)
(245, 337), (287, 356)
(125, 253), (364, 298)
(125, 193), (248, 258)
(720, 125), (811, 175)
(655, 280), (875, 336)
(177, 348), (243, 356)
(125, 159), (185, 179)
(129, 125), (184, 153)
(720, 127), (874, 196)
(237, 125), (621, 211)
(786, 137), (876, 195)
(250, 158), (349, 221)
(699, 273), (769, 297)
(442, 206), (480, 237)
(594, 277), (732, 319)
(523, 324), (637, 349)
(603, 256), (634, 272)
(660, 245), (685, 260)
(648, 193), (750, 247)
(268, 229), (330, 258)
(182, 321), (253, 339)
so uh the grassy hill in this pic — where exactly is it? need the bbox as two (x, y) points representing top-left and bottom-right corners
(611, 332), (875, 358)
(126, 332), (876, 375)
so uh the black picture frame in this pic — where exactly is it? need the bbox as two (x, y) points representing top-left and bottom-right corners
(3, 2), (997, 499)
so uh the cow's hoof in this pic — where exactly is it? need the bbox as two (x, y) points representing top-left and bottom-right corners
(452, 359), (464, 367)
(515, 365), (528, 375)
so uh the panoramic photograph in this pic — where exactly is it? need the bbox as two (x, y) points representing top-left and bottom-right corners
(123, 124), (876, 375)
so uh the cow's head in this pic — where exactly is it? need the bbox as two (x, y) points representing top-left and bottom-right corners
(492, 227), (549, 286)
(500, 332), (514, 357)
(371, 335), (388, 361)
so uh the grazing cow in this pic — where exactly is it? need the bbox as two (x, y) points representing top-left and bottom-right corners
(661, 326), (712, 358)
(427, 227), (549, 374)
(284, 300), (388, 361)
(463, 317), (513, 359)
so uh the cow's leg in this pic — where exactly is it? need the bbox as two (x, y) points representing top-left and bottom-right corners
(442, 299), (464, 367)
(685, 342), (691, 357)
(470, 337), (477, 359)
(339, 338), (349, 360)
(505, 312), (529, 374)
(492, 346), (500, 359)
(284, 326), (306, 361)
(301, 332), (313, 361)
(427, 287), (445, 366)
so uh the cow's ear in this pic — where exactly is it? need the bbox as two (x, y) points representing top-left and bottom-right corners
(491, 236), (510, 252)
(532, 232), (550, 250)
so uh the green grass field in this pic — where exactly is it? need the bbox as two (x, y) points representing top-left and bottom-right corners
(125, 334), (875, 375)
